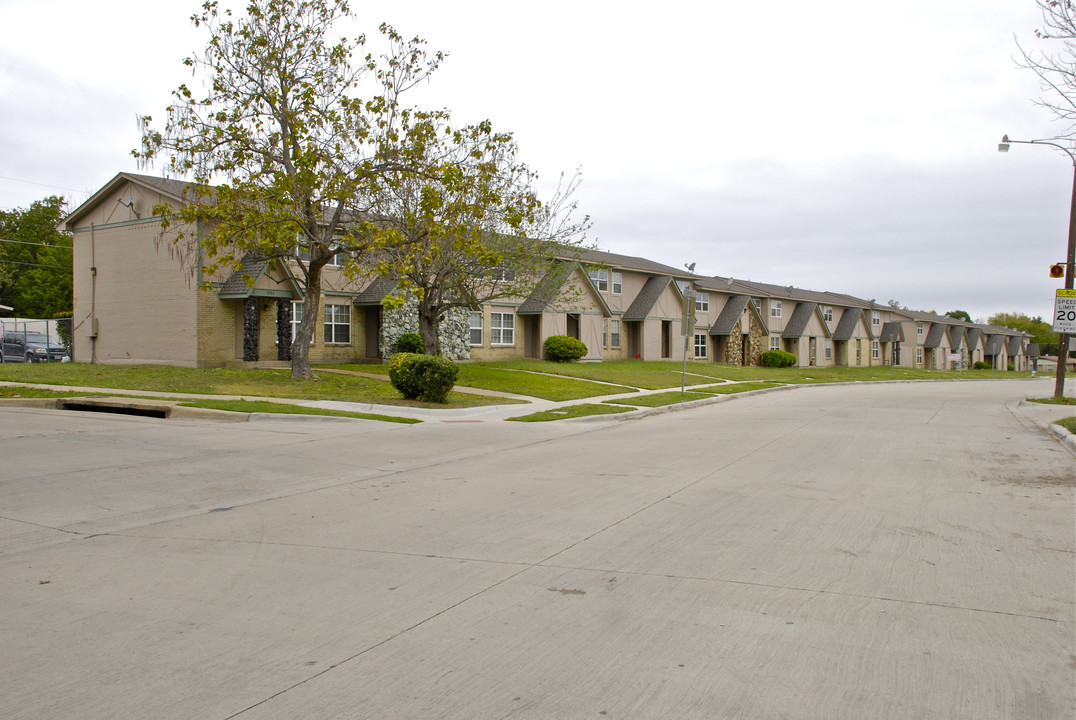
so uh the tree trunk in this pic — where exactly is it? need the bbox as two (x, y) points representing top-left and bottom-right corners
(417, 296), (442, 356)
(291, 260), (324, 379)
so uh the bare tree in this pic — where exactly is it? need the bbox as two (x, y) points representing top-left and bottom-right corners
(1018, 0), (1076, 135)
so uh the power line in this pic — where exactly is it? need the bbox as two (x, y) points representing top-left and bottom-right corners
(0, 237), (72, 249)
(0, 259), (71, 270)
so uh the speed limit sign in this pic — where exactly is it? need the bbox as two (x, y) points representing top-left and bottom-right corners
(1054, 289), (1076, 333)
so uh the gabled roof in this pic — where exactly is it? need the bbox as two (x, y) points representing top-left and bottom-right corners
(832, 308), (872, 341)
(878, 321), (905, 343)
(623, 276), (678, 321)
(708, 295), (768, 336)
(966, 327), (982, 349)
(517, 263), (611, 316)
(781, 302), (831, 339)
(984, 335), (1008, 356)
(64, 171), (196, 229)
(353, 277), (398, 306)
(948, 324), (966, 350)
(218, 254), (303, 300)
(923, 322), (947, 349)
(1027, 343), (1041, 357)
(1006, 336), (1024, 355)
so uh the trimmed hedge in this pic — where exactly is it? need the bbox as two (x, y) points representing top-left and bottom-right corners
(388, 352), (459, 403)
(760, 349), (797, 368)
(544, 335), (588, 362)
(395, 332), (424, 354)
(972, 361), (991, 370)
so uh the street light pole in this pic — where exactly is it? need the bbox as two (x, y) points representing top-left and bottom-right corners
(998, 135), (1076, 399)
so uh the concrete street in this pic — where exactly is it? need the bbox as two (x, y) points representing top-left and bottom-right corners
(1, 379), (1073, 719)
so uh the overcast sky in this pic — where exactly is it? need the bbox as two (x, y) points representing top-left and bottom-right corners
(1, 0), (1071, 322)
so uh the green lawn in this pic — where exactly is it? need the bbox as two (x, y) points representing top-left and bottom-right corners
(0, 363), (502, 409)
(1056, 416), (1076, 433)
(325, 362), (634, 401)
(506, 403), (633, 422)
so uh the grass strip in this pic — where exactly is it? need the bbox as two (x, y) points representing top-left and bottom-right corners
(506, 403), (632, 422)
(178, 399), (420, 423)
(1027, 396), (1076, 406)
(1055, 416), (1076, 433)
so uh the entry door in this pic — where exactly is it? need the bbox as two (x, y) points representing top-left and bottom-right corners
(567, 314), (580, 339)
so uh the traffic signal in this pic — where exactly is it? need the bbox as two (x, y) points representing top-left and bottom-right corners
(1050, 263), (1065, 278)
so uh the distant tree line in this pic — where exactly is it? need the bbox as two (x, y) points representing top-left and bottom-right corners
(0, 196), (73, 319)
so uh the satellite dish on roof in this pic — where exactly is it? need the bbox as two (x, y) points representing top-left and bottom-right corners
(684, 262), (696, 273)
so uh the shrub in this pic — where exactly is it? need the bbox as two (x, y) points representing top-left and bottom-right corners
(1007, 362), (1015, 371)
(388, 352), (459, 403)
(760, 349), (797, 367)
(972, 361), (991, 370)
(544, 335), (588, 362)
(395, 332), (424, 354)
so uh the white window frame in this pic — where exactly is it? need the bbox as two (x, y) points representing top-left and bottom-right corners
(694, 333), (708, 358)
(872, 340), (880, 359)
(323, 303), (351, 344)
(327, 252), (346, 267)
(490, 310), (515, 345)
(695, 292), (709, 312)
(491, 266), (515, 282)
(752, 298), (762, 313)
(771, 300), (782, 318)
(603, 320), (608, 348)
(872, 311), (880, 326)
(611, 271), (622, 294)
(588, 268), (608, 292)
(290, 301), (314, 344)
(823, 306), (833, 322)
(825, 338), (832, 360)
(917, 322), (924, 336)
(770, 336), (781, 351)
(916, 346), (924, 365)
(610, 319), (621, 348)
(469, 311), (483, 346)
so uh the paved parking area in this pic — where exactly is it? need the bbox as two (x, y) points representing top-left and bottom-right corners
(1, 379), (1073, 718)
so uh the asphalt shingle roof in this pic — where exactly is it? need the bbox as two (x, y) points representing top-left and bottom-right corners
(709, 295), (750, 335)
(352, 277), (398, 306)
(879, 322), (904, 343)
(781, 302), (817, 339)
(623, 276), (674, 321)
(832, 308), (865, 341)
(923, 323), (947, 349)
(949, 325), (966, 350)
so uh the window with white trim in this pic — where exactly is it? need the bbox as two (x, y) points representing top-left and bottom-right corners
(603, 320), (608, 347)
(872, 340), (880, 359)
(770, 336), (781, 351)
(771, 301), (782, 318)
(491, 266), (515, 282)
(752, 298), (762, 313)
(916, 346), (924, 365)
(872, 311), (880, 326)
(611, 272), (622, 294)
(825, 339), (832, 360)
(290, 301), (314, 343)
(610, 319), (621, 348)
(694, 333), (708, 358)
(917, 322), (924, 335)
(695, 292), (709, 312)
(469, 311), (483, 346)
(823, 306), (833, 322)
(587, 268), (608, 292)
(323, 304), (351, 344)
(490, 310), (514, 345)
(327, 252), (346, 267)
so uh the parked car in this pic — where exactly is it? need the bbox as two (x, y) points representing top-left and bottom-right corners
(0, 331), (69, 363)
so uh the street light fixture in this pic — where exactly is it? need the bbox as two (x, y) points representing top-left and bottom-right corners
(998, 135), (1076, 399)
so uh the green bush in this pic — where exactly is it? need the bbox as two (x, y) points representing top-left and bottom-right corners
(388, 352), (459, 403)
(544, 335), (588, 362)
(1007, 362), (1015, 371)
(395, 332), (424, 354)
(972, 361), (991, 370)
(760, 349), (797, 367)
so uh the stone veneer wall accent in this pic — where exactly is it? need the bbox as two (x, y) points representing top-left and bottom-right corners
(276, 300), (292, 361)
(380, 293), (471, 361)
(242, 297), (259, 361)
(723, 319), (744, 365)
(746, 313), (765, 366)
